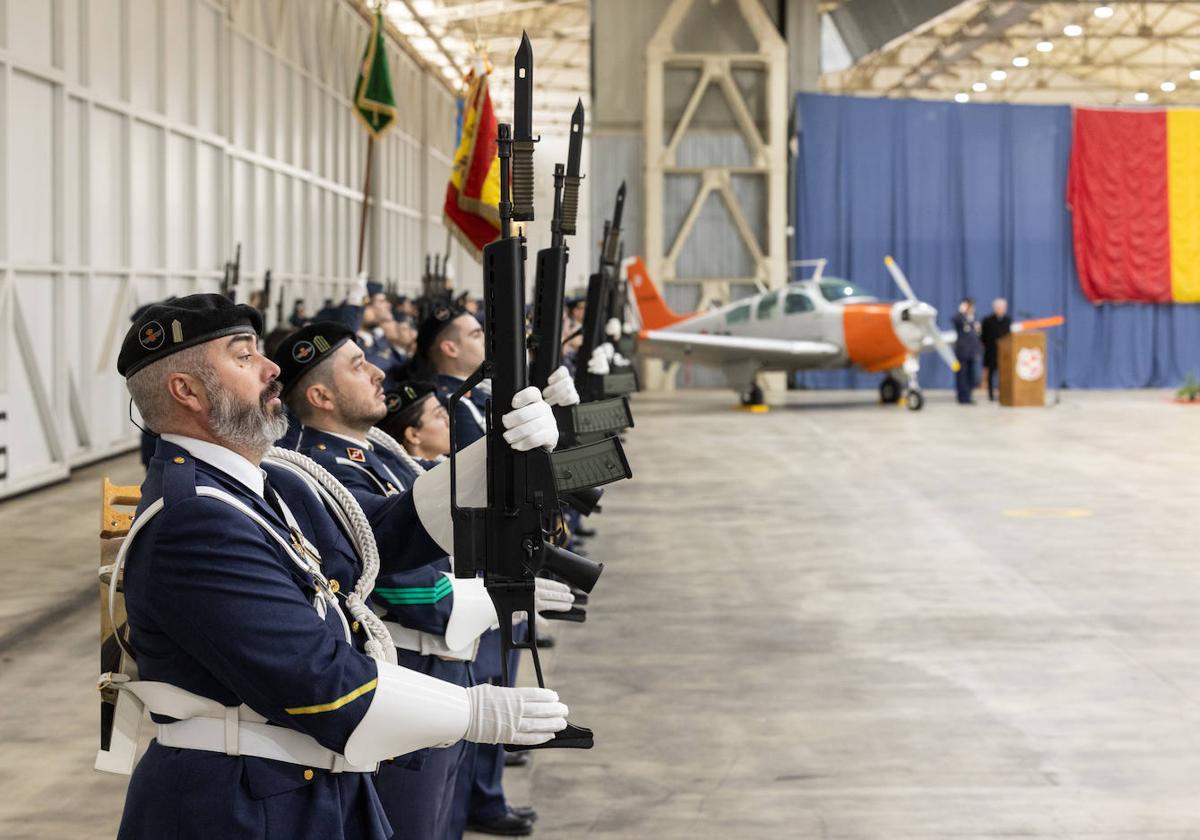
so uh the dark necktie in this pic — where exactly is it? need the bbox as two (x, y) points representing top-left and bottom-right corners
(260, 476), (289, 525)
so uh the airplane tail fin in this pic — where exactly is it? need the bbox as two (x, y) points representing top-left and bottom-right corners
(626, 257), (689, 331)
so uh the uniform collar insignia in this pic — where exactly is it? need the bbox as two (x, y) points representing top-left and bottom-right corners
(347, 447), (366, 463)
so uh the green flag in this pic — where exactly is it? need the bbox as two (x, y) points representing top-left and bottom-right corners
(354, 9), (397, 140)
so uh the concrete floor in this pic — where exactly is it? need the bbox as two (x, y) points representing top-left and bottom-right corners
(3, 388), (1200, 838)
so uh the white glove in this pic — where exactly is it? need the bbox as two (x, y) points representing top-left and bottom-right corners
(464, 684), (568, 746)
(542, 366), (580, 407)
(623, 320), (635, 335)
(501, 386), (559, 451)
(347, 272), (369, 304)
(587, 346), (610, 375)
(612, 351), (629, 368)
(605, 317), (621, 340)
(601, 342), (616, 361)
(510, 576), (577, 624)
(535, 577), (575, 613)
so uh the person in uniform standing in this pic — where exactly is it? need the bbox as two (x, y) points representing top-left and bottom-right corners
(415, 306), (580, 837)
(269, 322), (575, 839)
(952, 297), (982, 405)
(111, 295), (570, 840)
(980, 297), (1012, 402)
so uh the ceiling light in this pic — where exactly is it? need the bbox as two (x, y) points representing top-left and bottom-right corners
(1162, 81), (1177, 93)
(1013, 56), (1030, 68)
(1036, 40), (1054, 53)
(1191, 70), (1200, 81)
(1064, 24), (1083, 37)
(973, 81), (988, 92)
(1135, 91), (1150, 103)
(1094, 5), (1114, 18)
(992, 69), (1008, 81)
(955, 93), (970, 103)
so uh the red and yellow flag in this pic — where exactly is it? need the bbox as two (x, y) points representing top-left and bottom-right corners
(443, 72), (501, 256)
(1068, 107), (1200, 302)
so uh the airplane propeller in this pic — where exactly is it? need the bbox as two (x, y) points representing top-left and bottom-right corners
(883, 256), (960, 373)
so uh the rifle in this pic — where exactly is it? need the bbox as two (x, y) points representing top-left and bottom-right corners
(529, 104), (633, 451)
(221, 243), (241, 302)
(574, 186), (637, 401)
(448, 34), (631, 751)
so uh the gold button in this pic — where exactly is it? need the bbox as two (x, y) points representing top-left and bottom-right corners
(303, 768), (314, 781)
(329, 579), (340, 593)
(173, 457), (185, 464)
(317, 444), (327, 450)
(351, 621), (361, 633)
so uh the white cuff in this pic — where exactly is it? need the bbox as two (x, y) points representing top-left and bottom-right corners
(342, 660), (470, 765)
(444, 575), (500, 651)
(412, 438), (488, 555)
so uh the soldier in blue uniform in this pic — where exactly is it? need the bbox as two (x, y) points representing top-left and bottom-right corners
(415, 307), (581, 837)
(109, 295), (571, 840)
(270, 323), (574, 840)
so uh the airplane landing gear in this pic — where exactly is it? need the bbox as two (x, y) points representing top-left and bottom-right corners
(904, 389), (924, 411)
(879, 378), (902, 404)
(742, 384), (765, 407)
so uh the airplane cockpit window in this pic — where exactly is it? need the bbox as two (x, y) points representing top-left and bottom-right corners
(784, 291), (815, 314)
(726, 303), (751, 324)
(756, 293), (778, 320)
(819, 278), (875, 302)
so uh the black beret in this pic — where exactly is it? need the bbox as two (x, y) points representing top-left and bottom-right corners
(382, 380), (436, 417)
(269, 321), (356, 397)
(118, 293), (261, 378)
(416, 305), (466, 360)
(377, 380), (438, 440)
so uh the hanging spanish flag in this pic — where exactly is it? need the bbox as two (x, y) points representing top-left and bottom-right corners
(443, 71), (501, 256)
(1068, 107), (1200, 302)
(353, 8), (397, 140)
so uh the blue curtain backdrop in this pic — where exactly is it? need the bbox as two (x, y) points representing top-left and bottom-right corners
(794, 92), (1200, 389)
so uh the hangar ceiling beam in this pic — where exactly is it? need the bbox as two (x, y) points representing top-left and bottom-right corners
(418, 0), (582, 25)
(892, 2), (1038, 92)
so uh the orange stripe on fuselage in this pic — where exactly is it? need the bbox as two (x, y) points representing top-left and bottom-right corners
(843, 303), (908, 373)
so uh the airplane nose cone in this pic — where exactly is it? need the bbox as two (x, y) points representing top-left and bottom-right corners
(905, 301), (937, 325)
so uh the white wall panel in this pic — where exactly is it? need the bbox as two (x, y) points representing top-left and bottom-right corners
(9, 72), (54, 265)
(166, 132), (192, 269)
(89, 0), (123, 102)
(130, 121), (162, 267)
(8, 0), (53, 71)
(195, 140), (221, 268)
(63, 98), (84, 265)
(165, 0), (192, 123)
(89, 107), (124, 267)
(195, 3), (220, 134)
(129, 0), (160, 112)
(0, 0), (461, 497)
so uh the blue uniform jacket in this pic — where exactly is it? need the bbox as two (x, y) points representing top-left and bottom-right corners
(436, 374), (488, 451)
(296, 428), (453, 636)
(118, 438), (391, 840)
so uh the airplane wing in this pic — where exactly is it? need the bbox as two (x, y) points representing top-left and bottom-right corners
(639, 329), (842, 367)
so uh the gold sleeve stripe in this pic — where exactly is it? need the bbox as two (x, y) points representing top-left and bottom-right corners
(284, 678), (378, 716)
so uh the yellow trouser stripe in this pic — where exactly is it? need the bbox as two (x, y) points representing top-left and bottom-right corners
(1168, 110), (1200, 302)
(284, 678), (378, 716)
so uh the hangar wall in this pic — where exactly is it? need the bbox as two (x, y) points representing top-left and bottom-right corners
(0, 0), (470, 498)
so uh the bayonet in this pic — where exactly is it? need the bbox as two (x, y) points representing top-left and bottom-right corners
(511, 31), (537, 221)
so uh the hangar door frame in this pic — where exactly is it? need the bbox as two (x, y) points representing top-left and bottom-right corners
(643, 0), (788, 310)
(0, 0), (462, 499)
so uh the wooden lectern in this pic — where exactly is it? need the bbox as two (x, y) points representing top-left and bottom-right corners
(998, 331), (1047, 407)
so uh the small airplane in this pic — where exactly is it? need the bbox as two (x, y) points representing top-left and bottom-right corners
(627, 255), (1063, 410)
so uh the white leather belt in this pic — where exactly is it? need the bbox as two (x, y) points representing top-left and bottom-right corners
(100, 674), (376, 774)
(156, 718), (377, 773)
(383, 621), (476, 662)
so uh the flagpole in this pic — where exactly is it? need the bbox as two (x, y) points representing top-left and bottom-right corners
(356, 135), (375, 276)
